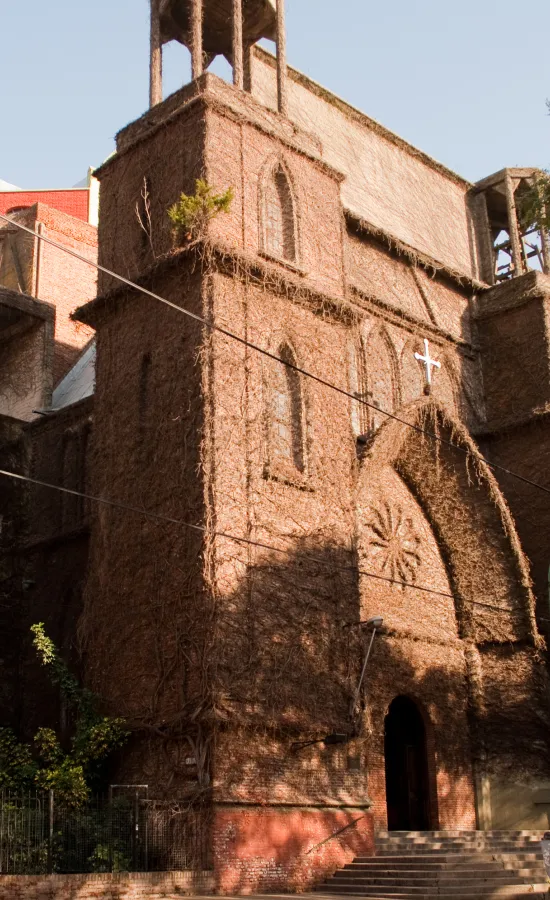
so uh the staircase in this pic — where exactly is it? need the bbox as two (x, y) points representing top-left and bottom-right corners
(315, 831), (549, 899)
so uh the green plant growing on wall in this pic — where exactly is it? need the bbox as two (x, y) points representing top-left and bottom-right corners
(0, 624), (129, 805)
(518, 101), (550, 235)
(519, 170), (550, 234)
(168, 178), (234, 243)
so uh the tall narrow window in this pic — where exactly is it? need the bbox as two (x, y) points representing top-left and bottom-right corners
(61, 433), (79, 530)
(270, 345), (304, 473)
(349, 340), (368, 437)
(139, 353), (152, 427)
(61, 426), (87, 530)
(264, 165), (296, 263)
(367, 329), (398, 433)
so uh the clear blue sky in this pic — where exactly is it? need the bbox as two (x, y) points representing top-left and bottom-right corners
(2, 0), (549, 188)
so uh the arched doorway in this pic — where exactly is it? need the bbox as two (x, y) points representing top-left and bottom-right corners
(385, 696), (431, 831)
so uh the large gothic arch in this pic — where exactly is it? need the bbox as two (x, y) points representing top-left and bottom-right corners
(354, 400), (541, 831)
(356, 399), (537, 642)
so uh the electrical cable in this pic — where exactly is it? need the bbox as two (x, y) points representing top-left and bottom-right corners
(0, 466), (531, 620)
(1, 212), (550, 500)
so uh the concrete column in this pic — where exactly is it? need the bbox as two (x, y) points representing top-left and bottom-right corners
(233, 0), (244, 89)
(504, 172), (524, 278)
(541, 225), (550, 276)
(243, 41), (253, 92)
(191, 0), (203, 80)
(276, 0), (288, 115)
(477, 192), (496, 286)
(149, 0), (163, 107)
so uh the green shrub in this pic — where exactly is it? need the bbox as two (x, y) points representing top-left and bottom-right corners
(519, 170), (550, 234)
(168, 178), (234, 243)
(0, 624), (129, 806)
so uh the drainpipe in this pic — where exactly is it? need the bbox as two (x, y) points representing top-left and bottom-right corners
(34, 222), (45, 298)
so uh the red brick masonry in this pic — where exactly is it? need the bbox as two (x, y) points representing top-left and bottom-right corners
(0, 189), (89, 222)
(0, 870), (215, 899)
(213, 807), (374, 894)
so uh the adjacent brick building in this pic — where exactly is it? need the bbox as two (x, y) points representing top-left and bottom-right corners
(0, 182), (97, 740)
(2, 1), (550, 893)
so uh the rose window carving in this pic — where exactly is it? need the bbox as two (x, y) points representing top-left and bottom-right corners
(364, 501), (422, 585)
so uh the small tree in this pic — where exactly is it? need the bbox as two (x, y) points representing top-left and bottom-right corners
(519, 170), (550, 234)
(0, 624), (129, 806)
(168, 178), (234, 243)
(518, 101), (550, 234)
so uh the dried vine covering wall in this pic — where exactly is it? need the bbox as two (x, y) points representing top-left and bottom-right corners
(69, 68), (550, 891)
(0, 416), (26, 726)
(11, 399), (93, 740)
(249, 48), (479, 279)
(474, 276), (550, 637)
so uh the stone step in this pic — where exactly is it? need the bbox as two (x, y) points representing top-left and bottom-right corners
(376, 832), (543, 840)
(314, 885), (549, 898)
(376, 839), (541, 846)
(315, 830), (548, 899)
(344, 861), (545, 872)
(329, 869), (540, 880)
(356, 854), (543, 864)
(340, 870), (546, 881)
(376, 842), (543, 850)
(376, 839), (542, 846)
(376, 837), (543, 844)
(378, 850), (542, 862)
(328, 873), (537, 886)
(375, 844), (542, 854)
(375, 831), (544, 839)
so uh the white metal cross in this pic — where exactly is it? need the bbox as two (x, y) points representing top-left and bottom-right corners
(415, 339), (441, 388)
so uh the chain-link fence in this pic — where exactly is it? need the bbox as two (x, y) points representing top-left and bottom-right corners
(0, 789), (210, 874)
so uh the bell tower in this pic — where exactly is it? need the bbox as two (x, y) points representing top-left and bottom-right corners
(75, 0), (351, 887)
(150, 0), (288, 113)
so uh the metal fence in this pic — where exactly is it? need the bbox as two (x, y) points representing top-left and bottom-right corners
(0, 790), (210, 874)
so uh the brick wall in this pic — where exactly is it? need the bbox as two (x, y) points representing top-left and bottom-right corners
(0, 324), (50, 420)
(0, 203), (97, 388)
(11, 399), (92, 737)
(0, 415), (25, 724)
(0, 871), (214, 900)
(32, 203), (97, 384)
(213, 806), (374, 894)
(68, 68), (550, 893)
(482, 418), (550, 630)
(0, 189), (89, 222)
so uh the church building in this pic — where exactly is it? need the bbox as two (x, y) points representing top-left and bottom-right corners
(2, 0), (550, 892)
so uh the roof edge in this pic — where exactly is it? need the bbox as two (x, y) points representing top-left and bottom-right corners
(253, 47), (472, 192)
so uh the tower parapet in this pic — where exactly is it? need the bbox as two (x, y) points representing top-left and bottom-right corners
(472, 168), (550, 285)
(150, 0), (288, 113)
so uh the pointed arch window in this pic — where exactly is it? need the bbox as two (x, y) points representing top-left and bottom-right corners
(366, 329), (399, 434)
(269, 344), (305, 473)
(263, 164), (297, 263)
(349, 338), (368, 438)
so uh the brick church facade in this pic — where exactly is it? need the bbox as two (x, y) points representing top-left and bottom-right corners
(2, 0), (550, 892)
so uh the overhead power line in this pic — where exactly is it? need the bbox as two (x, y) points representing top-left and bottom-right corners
(0, 215), (545, 620)
(0, 467), (530, 621)
(1, 212), (548, 500)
